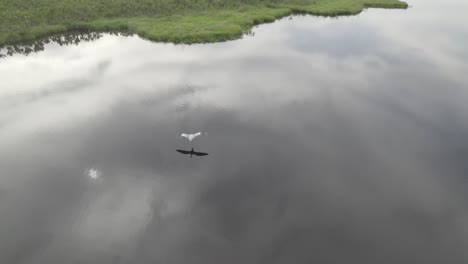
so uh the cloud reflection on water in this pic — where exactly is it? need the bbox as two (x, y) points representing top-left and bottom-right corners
(1, 0), (468, 263)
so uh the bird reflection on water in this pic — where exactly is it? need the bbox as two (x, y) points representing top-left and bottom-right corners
(176, 148), (209, 158)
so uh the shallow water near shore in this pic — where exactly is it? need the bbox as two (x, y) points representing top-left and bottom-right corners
(1, 0), (468, 263)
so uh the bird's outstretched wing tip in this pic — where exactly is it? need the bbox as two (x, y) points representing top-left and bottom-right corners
(176, 149), (190, 154)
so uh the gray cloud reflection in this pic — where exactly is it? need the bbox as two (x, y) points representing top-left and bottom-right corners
(1, 0), (468, 263)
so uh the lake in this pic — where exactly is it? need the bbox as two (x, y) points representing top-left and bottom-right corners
(1, 0), (468, 263)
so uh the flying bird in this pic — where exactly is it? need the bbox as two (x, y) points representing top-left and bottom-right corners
(181, 132), (202, 142)
(176, 148), (208, 158)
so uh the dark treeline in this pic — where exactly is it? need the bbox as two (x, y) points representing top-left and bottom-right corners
(0, 31), (131, 59)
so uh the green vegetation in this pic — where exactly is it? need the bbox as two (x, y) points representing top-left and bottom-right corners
(0, 0), (407, 46)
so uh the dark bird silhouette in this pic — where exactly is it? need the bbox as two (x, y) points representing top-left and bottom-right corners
(176, 148), (208, 158)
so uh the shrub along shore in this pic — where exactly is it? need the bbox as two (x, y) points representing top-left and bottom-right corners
(0, 0), (407, 46)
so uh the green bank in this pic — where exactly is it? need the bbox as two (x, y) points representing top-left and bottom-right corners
(0, 0), (408, 45)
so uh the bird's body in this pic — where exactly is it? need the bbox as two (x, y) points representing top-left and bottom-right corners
(181, 132), (202, 142)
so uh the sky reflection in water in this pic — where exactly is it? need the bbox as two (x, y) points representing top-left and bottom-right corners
(1, 0), (468, 263)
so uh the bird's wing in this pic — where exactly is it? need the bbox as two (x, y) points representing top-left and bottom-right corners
(176, 149), (191, 155)
(193, 132), (202, 138)
(193, 151), (208, 156)
(181, 133), (189, 139)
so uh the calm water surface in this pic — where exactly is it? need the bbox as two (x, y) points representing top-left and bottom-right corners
(1, 0), (468, 263)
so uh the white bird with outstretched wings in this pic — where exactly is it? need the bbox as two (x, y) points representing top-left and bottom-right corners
(181, 132), (202, 142)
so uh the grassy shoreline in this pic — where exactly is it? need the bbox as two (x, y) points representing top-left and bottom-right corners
(0, 0), (407, 46)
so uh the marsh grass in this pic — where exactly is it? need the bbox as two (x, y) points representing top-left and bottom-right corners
(0, 0), (407, 46)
